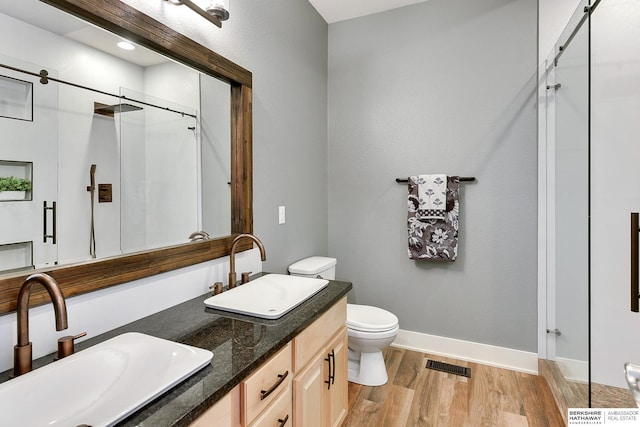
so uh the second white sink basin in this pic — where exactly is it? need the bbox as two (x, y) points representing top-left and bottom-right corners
(204, 273), (329, 319)
(0, 332), (212, 427)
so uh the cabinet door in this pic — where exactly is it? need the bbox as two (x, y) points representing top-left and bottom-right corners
(326, 328), (348, 427)
(190, 385), (241, 427)
(293, 298), (346, 372)
(293, 351), (325, 427)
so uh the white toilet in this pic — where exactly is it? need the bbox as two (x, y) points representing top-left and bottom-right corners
(288, 256), (399, 386)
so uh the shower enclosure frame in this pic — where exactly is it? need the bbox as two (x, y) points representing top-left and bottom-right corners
(539, 0), (600, 412)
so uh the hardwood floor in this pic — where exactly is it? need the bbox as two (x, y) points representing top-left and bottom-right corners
(538, 359), (587, 425)
(344, 347), (565, 427)
(539, 358), (636, 425)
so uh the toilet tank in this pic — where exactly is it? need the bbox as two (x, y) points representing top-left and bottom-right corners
(288, 256), (336, 280)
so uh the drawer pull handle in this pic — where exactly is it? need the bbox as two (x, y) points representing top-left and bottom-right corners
(330, 349), (336, 385)
(325, 354), (331, 390)
(277, 414), (289, 427)
(260, 370), (288, 400)
(325, 350), (335, 390)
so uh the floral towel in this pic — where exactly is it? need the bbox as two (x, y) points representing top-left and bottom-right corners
(415, 174), (447, 220)
(407, 176), (460, 261)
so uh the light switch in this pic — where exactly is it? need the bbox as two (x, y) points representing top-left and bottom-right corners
(279, 206), (286, 224)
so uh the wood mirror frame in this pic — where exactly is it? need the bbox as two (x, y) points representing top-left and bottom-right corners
(0, 0), (253, 314)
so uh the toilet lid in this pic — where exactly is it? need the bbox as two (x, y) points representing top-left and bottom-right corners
(346, 304), (398, 332)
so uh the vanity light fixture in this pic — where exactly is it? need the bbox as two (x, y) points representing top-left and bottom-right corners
(165, 0), (229, 28)
(116, 41), (135, 51)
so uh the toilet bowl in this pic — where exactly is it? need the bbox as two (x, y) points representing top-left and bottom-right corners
(288, 257), (399, 387)
(346, 303), (399, 386)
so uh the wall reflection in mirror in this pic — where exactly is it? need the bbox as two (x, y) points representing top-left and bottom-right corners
(0, 0), (231, 273)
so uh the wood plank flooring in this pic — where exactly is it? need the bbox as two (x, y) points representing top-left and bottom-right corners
(539, 359), (636, 426)
(344, 347), (565, 427)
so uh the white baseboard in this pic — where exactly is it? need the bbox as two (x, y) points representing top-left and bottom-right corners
(556, 356), (589, 383)
(390, 329), (539, 375)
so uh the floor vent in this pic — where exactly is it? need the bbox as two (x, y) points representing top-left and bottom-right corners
(426, 359), (471, 378)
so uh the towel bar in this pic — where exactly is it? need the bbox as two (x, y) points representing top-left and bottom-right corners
(395, 177), (476, 183)
(632, 212), (639, 312)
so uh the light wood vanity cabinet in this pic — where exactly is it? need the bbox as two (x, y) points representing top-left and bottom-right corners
(248, 384), (292, 427)
(293, 328), (347, 427)
(293, 298), (348, 427)
(190, 385), (242, 427)
(325, 331), (348, 427)
(191, 344), (292, 427)
(190, 297), (347, 427)
(242, 343), (292, 425)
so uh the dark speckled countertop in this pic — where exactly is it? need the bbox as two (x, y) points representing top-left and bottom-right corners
(1, 276), (351, 426)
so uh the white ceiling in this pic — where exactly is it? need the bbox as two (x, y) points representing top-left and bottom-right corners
(308, 0), (429, 24)
(0, 0), (429, 63)
(0, 0), (167, 67)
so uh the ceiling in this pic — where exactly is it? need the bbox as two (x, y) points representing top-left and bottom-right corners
(0, 0), (167, 67)
(308, 0), (429, 24)
(0, 0), (429, 63)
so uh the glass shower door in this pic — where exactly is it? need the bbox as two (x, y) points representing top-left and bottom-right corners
(119, 88), (199, 253)
(589, 0), (640, 408)
(0, 55), (58, 271)
(543, 0), (591, 410)
(544, 0), (640, 410)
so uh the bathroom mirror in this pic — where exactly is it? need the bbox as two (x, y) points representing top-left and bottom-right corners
(0, 0), (253, 314)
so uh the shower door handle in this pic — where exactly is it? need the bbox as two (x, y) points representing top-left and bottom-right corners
(631, 212), (639, 312)
(43, 201), (57, 244)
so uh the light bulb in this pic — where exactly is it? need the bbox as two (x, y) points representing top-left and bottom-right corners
(206, 0), (229, 21)
(117, 41), (135, 51)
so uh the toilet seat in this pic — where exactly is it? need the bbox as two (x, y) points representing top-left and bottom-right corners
(347, 324), (399, 340)
(347, 304), (399, 333)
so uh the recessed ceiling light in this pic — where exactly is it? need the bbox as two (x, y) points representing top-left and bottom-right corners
(117, 41), (135, 51)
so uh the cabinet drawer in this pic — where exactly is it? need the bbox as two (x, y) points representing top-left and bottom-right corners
(242, 342), (292, 425)
(293, 297), (346, 371)
(190, 385), (241, 427)
(249, 384), (292, 427)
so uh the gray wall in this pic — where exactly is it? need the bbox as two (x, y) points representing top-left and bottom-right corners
(127, 0), (331, 271)
(226, 0), (330, 272)
(327, 0), (538, 351)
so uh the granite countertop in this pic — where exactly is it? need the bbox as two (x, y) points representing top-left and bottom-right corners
(1, 276), (351, 426)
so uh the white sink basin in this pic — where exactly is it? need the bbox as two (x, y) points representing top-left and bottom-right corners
(204, 273), (329, 319)
(0, 332), (212, 426)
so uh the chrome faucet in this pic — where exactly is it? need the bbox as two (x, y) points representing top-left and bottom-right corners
(189, 230), (210, 241)
(228, 234), (266, 288)
(13, 273), (68, 377)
